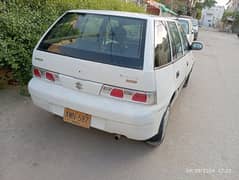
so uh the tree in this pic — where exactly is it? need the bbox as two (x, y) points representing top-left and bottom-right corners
(202, 0), (217, 8)
(192, 0), (216, 19)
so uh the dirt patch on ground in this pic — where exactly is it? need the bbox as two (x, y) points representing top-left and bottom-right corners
(0, 68), (18, 89)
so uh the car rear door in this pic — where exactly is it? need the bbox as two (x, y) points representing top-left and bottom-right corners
(154, 20), (174, 106)
(177, 23), (194, 76)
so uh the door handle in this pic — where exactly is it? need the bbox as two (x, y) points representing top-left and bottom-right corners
(176, 71), (180, 78)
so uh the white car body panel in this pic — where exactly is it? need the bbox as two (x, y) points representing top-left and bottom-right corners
(154, 65), (175, 109)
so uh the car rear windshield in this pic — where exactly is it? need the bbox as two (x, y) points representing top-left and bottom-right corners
(178, 19), (189, 34)
(38, 12), (147, 69)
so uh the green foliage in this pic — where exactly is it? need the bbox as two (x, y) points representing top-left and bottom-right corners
(0, 0), (144, 86)
(175, 4), (187, 16)
(233, 11), (239, 24)
(191, 3), (201, 19)
(221, 10), (239, 33)
(222, 11), (235, 22)
(196, 8), (202, 19)
(192, 0), (216, 20)
(222, 10), (239, 23)
(202, 0), (217, 8)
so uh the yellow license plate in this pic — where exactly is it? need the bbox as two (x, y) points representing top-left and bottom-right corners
(64, 108), (91, 128)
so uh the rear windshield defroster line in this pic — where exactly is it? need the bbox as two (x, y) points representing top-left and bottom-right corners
(37, 12), (147, 69)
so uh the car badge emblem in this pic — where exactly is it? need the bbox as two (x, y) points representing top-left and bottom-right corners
(76, 82), (83, 90)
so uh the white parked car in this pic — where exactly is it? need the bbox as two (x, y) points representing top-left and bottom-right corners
(177, 17), (194, 45)
(192, 18), (199, 40)
(28, 10), (203, 146)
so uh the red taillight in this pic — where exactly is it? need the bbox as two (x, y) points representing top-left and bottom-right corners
(101, 85), (156, 105)
(33, 68), (41, 78)
(110, 88), (124, 98)
(33, 67), (59, 83)
(45, 72), (55, 81)
(132, 93), (147, 103)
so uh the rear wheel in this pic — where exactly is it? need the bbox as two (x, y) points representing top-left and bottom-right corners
(146, 106), (170, 146)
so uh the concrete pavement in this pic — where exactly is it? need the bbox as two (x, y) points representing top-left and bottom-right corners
(0, 29), (239, 180)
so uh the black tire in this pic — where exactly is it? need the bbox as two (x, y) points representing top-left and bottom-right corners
(183, 73), (191, 88)
(146, 106), (170, 146)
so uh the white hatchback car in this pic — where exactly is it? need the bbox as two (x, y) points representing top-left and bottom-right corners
(28, 10), (203, 146)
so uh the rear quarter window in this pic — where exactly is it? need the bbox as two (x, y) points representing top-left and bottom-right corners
(154, 21), (171, 68)
(38, 13), (147, 69)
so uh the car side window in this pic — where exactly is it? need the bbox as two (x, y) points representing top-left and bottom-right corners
(178, 24), (190, 52)
(167, 21), (183, 60)
(154, 21), (171, 68)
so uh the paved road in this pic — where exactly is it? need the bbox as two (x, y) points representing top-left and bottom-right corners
(0, 29), (239, 180)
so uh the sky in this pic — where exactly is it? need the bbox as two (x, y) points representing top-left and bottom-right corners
(216, 0), (229, 6)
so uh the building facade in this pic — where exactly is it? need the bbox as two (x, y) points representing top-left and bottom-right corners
(200, 6), (225, 27)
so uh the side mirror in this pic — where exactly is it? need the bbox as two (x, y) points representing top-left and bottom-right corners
(191, 41), (203, 50)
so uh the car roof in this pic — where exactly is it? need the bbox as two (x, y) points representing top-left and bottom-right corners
(178, 15), (193, 19)
(67, 9), (177, 22)
(176, 17), (192, 22)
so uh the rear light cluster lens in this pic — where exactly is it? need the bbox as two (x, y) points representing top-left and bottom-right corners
(45, 72), (55, 81)
(132, 93), (147, 102)
(110, 88), (124, 98)
(101, 85), (156, 105)
(33, 68), (41, 78)
(33, 67), (59, 82)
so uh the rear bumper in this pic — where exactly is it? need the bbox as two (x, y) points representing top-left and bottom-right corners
(28, 78), (167, 140)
